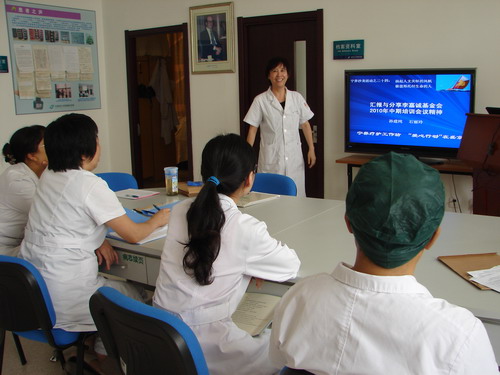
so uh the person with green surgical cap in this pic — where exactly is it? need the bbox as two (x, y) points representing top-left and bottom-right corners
(269, 152), (498, 374)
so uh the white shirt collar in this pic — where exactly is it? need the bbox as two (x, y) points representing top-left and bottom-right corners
(333, 262), (431, 295)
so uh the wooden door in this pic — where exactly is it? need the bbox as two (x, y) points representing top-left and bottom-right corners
(125, 25), (193, 188)
(238, 10), (324, 198)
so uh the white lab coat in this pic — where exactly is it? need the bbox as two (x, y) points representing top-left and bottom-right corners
(19, 169), (141, 332)
(270, 262), (499, 375)
(0, 163), (38, 256)
(244, 87), (314, 197)
(153, 195), (300, 375)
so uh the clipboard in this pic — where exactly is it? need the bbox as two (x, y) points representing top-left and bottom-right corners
(438, 252), (500, 290)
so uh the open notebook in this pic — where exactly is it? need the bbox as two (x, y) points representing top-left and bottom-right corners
(232, 281), (291, 336)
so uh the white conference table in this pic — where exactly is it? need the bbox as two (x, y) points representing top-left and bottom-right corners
(105, 191), (500, 325)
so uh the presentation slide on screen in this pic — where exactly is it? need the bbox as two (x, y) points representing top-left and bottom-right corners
(348, 73), (472, 148)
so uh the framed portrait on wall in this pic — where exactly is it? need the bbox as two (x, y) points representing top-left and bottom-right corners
(189, 2), (235, 74)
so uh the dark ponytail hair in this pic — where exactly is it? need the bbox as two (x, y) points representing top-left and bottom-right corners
(183, 133), (256, 285)
(2, 125), (45, 165)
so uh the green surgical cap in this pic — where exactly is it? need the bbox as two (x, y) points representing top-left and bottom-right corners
(346, 152), (445, 268)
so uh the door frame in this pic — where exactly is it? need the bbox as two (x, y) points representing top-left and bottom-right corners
(237, 10), (324, 198)
(125, 24), (193, 187)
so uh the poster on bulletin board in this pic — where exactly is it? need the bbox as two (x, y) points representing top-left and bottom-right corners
(5, 1), (101, 114)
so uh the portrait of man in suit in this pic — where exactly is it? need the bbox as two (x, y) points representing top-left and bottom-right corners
(197, 14), (227, 61)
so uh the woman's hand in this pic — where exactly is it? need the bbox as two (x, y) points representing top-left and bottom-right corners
(95, 240), (119, 271)
(307, 148), (317, 168)
(150, 208), (170, 228)
(252, 277), (264, 289)
(106, 208), (170, 244)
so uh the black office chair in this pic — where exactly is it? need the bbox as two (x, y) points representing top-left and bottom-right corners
(280, 367), (314, 374)
(0, 255), (87, 375)
(90, 286), (209, 375)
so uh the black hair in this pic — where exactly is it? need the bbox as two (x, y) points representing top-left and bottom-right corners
(2, 125), (45, 165)
(183, 133), (256, 285)
(265, 56), (290, 78)
(44, 113), (98, 172)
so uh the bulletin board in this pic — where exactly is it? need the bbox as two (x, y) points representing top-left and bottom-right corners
(5, 1), (101, 114)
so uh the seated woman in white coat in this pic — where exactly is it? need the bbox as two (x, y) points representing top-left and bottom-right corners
(0, 125), (47, 256)
(153, 133), (301, 375)
(19, 113), (169, 350)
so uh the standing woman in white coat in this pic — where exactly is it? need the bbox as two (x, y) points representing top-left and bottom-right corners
(244, 57), (316, 197)
(19, 114), (169, 358)
(0, 125), (47, 256)
(153, 134), (300, 375)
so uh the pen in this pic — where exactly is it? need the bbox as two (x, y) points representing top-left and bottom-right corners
(133, 209), (149, 217)
(153, 204), (161, 212)
(126, 194), (139, 198)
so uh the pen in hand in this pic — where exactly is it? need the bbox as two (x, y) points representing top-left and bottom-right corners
(133, 208), (149, 217)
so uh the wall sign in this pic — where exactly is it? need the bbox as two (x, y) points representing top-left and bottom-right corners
(333, 39), (364, 60)
(5, 1), (101, 114)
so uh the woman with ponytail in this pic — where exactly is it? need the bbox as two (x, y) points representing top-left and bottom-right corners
(0, 125), (47, 256)
(154, 133), (300, 375)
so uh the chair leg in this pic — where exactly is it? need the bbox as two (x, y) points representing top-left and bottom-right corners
(52, 349), (65, 369)
(12, 333), (27, 365)
(75, 339), (85, 375)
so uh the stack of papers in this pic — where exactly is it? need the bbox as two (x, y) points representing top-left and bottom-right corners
(115, 189), (160, 200)
(108, 224), (168, 244)
(237, 192), (280, 208)
(468, 266), (500, 293)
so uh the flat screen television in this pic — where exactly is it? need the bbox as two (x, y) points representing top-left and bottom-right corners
(345, 68), (476, 159)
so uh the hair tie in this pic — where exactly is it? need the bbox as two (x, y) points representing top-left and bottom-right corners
(7, 154), (16, 165)
(207, 176), (220, 186)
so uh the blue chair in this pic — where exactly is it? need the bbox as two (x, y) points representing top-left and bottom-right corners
(89, 286), (209, 375)
(96, 172), (138, 192)
(252, 173), (297, 196)
(280, 367), (314, 374)
(0, 255), (87, 375)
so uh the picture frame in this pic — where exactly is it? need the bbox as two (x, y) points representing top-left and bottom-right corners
(189, 2), (235, 74)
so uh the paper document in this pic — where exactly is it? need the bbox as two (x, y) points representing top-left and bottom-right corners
(115, 189), (160, 199)
(232, 293), (281, 336)
(438, 252), (500, 290)
(468, 265), (500, 293)
(237, 192), (279, 208)
(108, 224), (168, 244)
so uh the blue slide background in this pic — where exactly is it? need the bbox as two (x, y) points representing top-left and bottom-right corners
(348, 74), (472, 148)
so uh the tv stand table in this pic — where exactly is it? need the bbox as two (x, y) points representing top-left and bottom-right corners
(336, 155), (473, 188)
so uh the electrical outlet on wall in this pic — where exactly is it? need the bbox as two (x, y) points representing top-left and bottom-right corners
(448, 198), (458, 209)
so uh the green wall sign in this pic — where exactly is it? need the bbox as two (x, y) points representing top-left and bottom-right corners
(334, 40), (364, 60)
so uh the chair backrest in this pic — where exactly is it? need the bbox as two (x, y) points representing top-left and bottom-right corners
(251, 173), (297, 196)
(280, 367), (314, 375)
(96, 172), (138, 192)
(0, 255), (56, 335)
(90, 287), (209, 375)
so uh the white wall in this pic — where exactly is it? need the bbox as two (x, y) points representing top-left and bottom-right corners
(2, 0), (500, 211)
